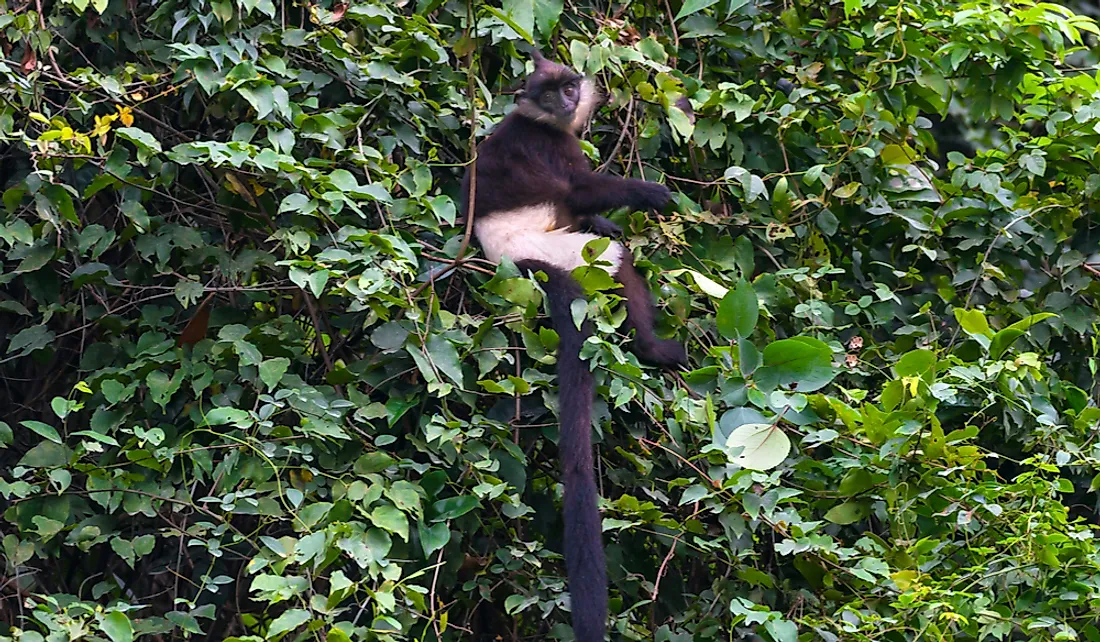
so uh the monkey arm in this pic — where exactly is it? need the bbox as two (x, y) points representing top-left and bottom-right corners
(578, 215), (623, 238)
(566, 171), (671, 217)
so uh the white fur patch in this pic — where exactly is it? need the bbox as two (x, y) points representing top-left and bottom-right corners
(570, 78), (599, 132)
(474, 204), (624, 273)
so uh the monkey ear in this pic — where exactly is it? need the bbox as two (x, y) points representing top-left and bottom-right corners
(528, 47), (548, 66)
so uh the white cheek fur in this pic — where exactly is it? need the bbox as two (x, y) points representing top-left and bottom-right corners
(474, 204), (624, 274)
(570, 78), (599, 132)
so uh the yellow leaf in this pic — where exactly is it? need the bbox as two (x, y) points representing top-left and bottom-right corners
(891, 570), (919, 591)
(902, 375), (919, 397)
(225, 172), (258, 206)
(117, 105), (135, 127)
(834, 181), (861, 199)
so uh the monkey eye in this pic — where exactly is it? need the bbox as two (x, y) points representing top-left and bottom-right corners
(562, 85), (576, 98)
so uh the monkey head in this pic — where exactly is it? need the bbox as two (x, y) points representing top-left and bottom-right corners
(514, 49), (601, 134)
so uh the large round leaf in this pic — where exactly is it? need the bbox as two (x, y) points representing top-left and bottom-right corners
(715, 407), (769, 443)
(725, 422), (791, 471)
(754, 336), (836, 393)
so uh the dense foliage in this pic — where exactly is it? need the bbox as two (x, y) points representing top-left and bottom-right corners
(4, 0), (1100, 640)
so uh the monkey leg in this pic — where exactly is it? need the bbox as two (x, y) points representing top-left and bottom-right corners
(613, 255), (687, 368)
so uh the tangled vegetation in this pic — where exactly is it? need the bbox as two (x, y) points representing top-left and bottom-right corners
(4, 0), (1100, 640)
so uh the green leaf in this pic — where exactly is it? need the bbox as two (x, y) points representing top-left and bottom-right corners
(372, 322), (409, 351)
(147, 370), (181, 409)
(679, 484), (711, 505)
(432, 495), (480, 521)
(166, 612), (204, 635)
(754, 337), (835, 393)
(201, 406), (252, 427)
(133, 534), (156, 556)
(717, 280), (759, 340)
(355, 452), (397, 475)
(174, 279), (204, 307)
(268, 609), (311, 637)
(260, 357), (291, 391)
(824, 501), (867, 525)
(238, 83), (276, 120)
(989, 313), (1057, 359)
(48, 469), (72, 493)
(837, 468), (874, 496)
(308, 270), (329, 297)
(895, 349), (937, 378)
(417, 521), (450, 558)
(725, 422), (791, 471)
(428, 195), (456, 226)
(210, 0), (232, 22)
(18, 441), (72, 468)
(533, 0), (563, 37)
(50, 396), (73, 420)
(880, 144), (913, 165)
(370, 505), (410, 541)
(279, 193), (313, 214)
(15, 246), (54, 273)
(715, 407), (768, 443)
(115, 127), (163, 153)
(482, 5), (533, 44)
(504, 593), (539, 614)
(739, 337), (761, 376)
(833, 181), (861, 199)
(22, 420), (62, 444)
(119, 200), (150, 231)
(424, 335), (465, 388)
(675, 0), (720, 21)
(668, 103), (695, 140)
(111, 537), (136, 568)
(7, 325), (55, 356)
(100, 612), (134, 642)
(954, 308), (992, 338)
(43, 184), (79, 225)
(501, 0), (535, 41)
(385, 480), (422, 514)
(32, 516), (65, 541)
(764, 618), (799, 642)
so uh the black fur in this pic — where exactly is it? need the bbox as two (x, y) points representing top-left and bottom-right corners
(517, 258), (606, 641)
(459, 51), (687, 642)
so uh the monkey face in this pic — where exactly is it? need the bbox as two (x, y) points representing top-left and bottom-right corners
(514, 53), (601, 133)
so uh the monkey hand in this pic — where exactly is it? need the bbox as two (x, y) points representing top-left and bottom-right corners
(633, 181), (672, 212)
(634, 338), (688, 369)
(586, 216), (623, 238)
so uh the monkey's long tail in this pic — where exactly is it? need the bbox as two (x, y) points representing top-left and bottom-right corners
(517, 259), (606, 642)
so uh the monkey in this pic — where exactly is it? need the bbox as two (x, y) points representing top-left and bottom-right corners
(458, 49), (686, 642)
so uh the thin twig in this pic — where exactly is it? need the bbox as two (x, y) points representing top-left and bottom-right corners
(596, 96), (635, 172)
(411, 2), (479, 299)
(662, 0), (680, 65)
(428, 546), (446, 638)
(651, 532), (682, 603)
(302, 291), (334, 374)
(948, 205), (1057, 349)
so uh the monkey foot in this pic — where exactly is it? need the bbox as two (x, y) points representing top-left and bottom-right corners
(633, 338), (688, 369)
